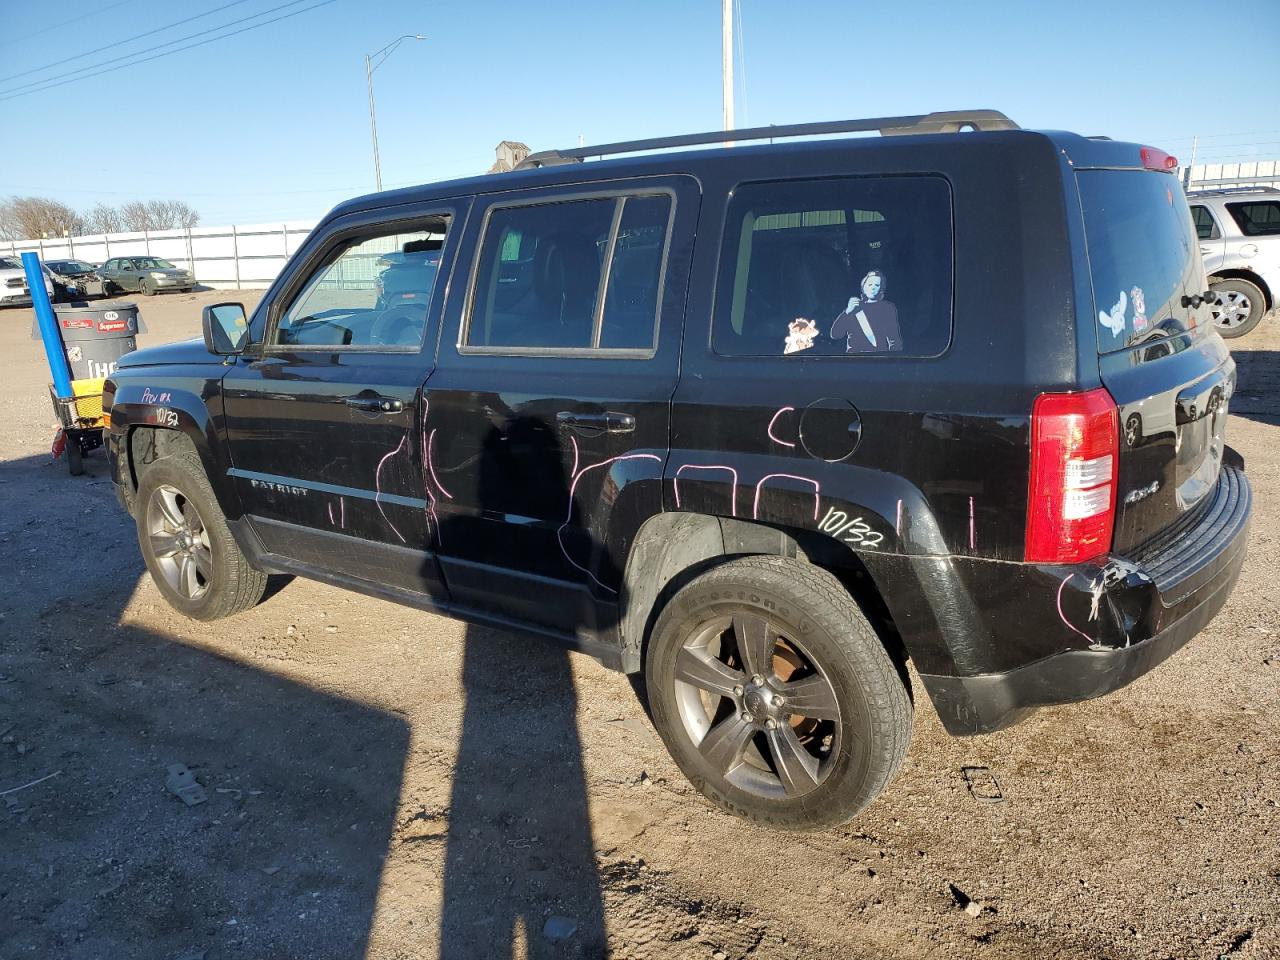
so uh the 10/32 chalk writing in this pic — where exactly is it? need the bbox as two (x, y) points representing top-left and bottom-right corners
(818, 506), (884, 548)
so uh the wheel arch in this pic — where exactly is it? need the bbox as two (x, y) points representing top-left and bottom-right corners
(619, 511), (907, 686)
(1209, 268), (1273, 311)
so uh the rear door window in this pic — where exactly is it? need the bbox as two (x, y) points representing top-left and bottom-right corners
(1226, 200), (1280, 237)
(465, 192), (673, 354)
(1190, 205), (1220, 240)
(1077, 170), (1199, 351)
(712, 176), (953, 357)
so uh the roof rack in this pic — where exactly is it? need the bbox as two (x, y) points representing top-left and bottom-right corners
(515, 109), (1019, 170)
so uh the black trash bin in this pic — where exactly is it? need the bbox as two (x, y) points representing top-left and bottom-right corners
(49, 300), (144, 379)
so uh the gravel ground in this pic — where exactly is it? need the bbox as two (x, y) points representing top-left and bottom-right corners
(0, 289), (1277, 960)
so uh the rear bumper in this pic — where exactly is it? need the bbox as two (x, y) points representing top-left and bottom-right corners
(870, 463), (1251, 735)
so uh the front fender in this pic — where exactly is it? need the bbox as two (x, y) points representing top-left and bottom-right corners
(108, 375), (243, 521)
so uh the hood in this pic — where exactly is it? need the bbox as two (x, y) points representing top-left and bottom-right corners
(117, 336), (221, 368)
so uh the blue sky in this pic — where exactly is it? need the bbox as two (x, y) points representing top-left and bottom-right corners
(2, 0), (1278, 226)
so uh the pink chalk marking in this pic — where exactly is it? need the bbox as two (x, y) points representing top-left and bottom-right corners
(327, 502), (335, 526)
(558, 453), (662, 594)
(339, 496), (345, 529)
(374, 434), (408, 544)
(1056, 574), (1095, 644)
(426, 429), (453, 499)
(570, 435), (580, 481)
(969, 496), (976, 550)
(895, 498), (903, 536)
(753, 473), (821, 521)
(673, 463), (739, 516)
(766, 406), (797, 448)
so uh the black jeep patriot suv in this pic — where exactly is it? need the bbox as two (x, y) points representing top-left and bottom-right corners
(104, 111), (1252, 830)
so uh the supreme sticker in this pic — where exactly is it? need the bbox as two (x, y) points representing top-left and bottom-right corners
(97, 320), (127, 332)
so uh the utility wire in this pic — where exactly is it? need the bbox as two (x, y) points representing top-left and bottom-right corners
(0, 1), (133, 50)
(0, 0), (257, 85)
(0, 0), (317, 98)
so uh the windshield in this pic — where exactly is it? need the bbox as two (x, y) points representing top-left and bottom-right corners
(1078, 170), (1198, 352)
(136, 258), (177, 269)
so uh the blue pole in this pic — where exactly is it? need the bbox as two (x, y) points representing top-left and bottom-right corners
(23, 252), (73, 399)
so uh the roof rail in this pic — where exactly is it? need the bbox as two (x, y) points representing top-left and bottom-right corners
(515, 109), (1018, 170)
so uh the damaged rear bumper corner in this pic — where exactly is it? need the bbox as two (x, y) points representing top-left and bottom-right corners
(920, 467), (1251, 735)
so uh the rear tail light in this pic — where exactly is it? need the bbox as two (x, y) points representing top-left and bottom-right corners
(1025, 387), (1119, 564)
(1141, 146), (1179, 173)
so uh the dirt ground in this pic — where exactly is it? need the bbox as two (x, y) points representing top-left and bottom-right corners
(0, 288), (1276, 960)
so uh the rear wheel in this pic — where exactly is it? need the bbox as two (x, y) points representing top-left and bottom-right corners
(100, 279), (114, 298)
(646, 555), (912, 830)
(1209, 277), (1266, 338)
(136, 452), (267, 620)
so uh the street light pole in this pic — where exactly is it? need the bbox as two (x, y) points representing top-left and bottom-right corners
(365, 34), (425, 192)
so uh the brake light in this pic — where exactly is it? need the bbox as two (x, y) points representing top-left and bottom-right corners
(1025, 387), (1118, 564)
(1141, 146), (1178, 173)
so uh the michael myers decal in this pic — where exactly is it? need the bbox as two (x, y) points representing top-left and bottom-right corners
(830, 270), (902, 353)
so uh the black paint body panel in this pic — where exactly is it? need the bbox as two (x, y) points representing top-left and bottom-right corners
(104, 128), (1253, 736)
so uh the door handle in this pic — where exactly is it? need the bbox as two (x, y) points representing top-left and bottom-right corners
(556, 410), (636, 434)
(345, 394), (403, 413)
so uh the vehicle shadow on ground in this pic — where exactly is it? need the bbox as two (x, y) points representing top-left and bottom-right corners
(0, 452), (408, 960)
(434, 417), (608, 959)
(1229, 348), (1280, 427)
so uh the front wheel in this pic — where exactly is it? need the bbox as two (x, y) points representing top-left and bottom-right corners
(1209, 277), (1266, 338)
(140, 278), (156, 296)
(646, 556), (912, 831)
(136, 452), (267, 620)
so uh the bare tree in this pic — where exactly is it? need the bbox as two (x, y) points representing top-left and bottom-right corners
(118, 199), (201, 232)
(119, 200), (152, 232)
(81, 203), (124, 235)
(0, 196), (83, 240)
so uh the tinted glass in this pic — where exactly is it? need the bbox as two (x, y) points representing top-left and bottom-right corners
(712, 176), (953, 357)
(467, 194), (671, 352)
(276, 222), (448, 349)
(600, 195), (671, 349)
(1078, 171), (1197, 352)
(468, 199), (612, 350)
(1227, 201), (1280, 237)
(1190, 205), (1218, 240)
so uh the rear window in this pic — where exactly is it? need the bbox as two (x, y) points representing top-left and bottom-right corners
(712, 176), (953, 357)
(1226, 200), (1280, 237)
(1078, 171), (1198, 352)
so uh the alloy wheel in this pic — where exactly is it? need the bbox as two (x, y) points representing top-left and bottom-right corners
(673, 613), (842, 799)
(146, 484), (213, 600)
(1211, 290), (1253, 330)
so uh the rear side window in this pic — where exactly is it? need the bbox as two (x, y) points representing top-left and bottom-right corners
(465, 193), (673, 353)
(1078, 171), (1196, 351)
(1226, 200), (1280, 237)
(712, 176), (953, 357)
(1190, 205), (1219, 240)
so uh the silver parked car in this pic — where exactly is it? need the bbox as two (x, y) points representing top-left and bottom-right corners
(99, 256), (194, 297)
(1188, 186), (1280, 338)
(0, 255), (55, 307)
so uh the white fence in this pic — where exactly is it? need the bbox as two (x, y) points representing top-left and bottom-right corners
(0, 220), (318, 290)
(1183, 159), (1280, 191)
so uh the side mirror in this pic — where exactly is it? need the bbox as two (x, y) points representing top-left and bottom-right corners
(203, 302), (249, 355)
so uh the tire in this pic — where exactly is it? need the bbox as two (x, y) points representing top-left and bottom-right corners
(1209, 277), (1266, 338)
(645, 555), (912, 830)
(100, 280), (114, 298)
(135, 452), (267, 620)
(140, 278), (156, 297)
(67, 438), (84, 476)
